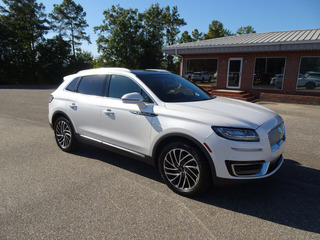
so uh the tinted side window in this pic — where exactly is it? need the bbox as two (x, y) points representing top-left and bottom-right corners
(66, 77), (79, 91)
(77, 75), (106, 96)
(108, 75), (141, 99)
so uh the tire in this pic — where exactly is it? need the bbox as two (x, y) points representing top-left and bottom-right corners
(158, 141), (211, 197)
(54, 116), (77, 152)
(305, 82), (316, 89)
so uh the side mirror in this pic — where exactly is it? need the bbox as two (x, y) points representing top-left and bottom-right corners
(121, 92), (146, 108)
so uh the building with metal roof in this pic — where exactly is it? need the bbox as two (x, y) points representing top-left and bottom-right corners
(164, 29), (320, 103)
(164, 29), (320, 54)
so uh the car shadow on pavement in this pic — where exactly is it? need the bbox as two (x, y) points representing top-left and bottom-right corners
(72, 145), (320, 234)
(195, 158), (320, 234)
(74, 144), (162, 182)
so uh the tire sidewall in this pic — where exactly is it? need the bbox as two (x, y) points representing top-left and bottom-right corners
(158, 141), (210, 197)
(306, 82), (315, 89)
(54, 116), (76, 152)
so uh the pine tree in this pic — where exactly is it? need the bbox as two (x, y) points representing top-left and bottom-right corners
(50, 0), (91, 59)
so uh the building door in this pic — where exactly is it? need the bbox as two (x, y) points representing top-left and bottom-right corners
(227, 58), (242, 89)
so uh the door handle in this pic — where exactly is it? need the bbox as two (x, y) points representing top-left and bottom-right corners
(70, 103), (77, 110)
(103, 109), (114, 115)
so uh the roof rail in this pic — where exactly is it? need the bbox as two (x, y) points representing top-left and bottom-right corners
(145, 69), (170, 73)
(101, 67), (131, 72)
(77, 67), (131, 74)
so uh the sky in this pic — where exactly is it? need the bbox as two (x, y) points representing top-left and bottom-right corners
(40, 0), (320, 57)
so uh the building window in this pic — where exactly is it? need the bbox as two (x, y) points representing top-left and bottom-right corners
(296, 57), (320, 92)
(253, 58), (286, 90)
(185, 59), (218, 86)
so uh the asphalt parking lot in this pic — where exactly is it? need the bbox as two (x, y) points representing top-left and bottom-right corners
(0, 88), (319, 239)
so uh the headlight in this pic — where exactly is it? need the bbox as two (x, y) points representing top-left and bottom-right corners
(212, 127), (259, 142)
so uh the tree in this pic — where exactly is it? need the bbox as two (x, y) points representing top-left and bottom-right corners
(95, 4), (186, 70)
(179, 30), (192, 44)
(139, 3), (165, 68)
(69, 50), (94, 73)
(36, 35), (72, 84)
(163, 6), (186, 46)
(162, 6), (186, 71)
(94, 5), (143, 68)
(203, 20), (233, 39)
(237, 25), (256, 35)
(191, 29), (203, 41)
(0, 0), (49, 84)
(50, 0), (91, 59)
(0, 14), (14, 84)
(179, 29), (204, 44)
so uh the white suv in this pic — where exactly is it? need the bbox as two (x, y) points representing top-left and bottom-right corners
(49, 68), (285, 196)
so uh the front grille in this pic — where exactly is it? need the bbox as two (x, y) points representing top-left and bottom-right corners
(268, 123), (285, 150)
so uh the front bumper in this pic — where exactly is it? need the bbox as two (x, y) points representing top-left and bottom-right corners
(225, 155), (283, 177)
(205, 115), (285, 180)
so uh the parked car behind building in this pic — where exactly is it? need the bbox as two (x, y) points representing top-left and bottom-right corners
(191, 71), (211, 82)
(297, 72), (320, 89)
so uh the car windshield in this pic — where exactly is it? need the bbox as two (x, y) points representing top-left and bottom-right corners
(136, 73), (213, 102)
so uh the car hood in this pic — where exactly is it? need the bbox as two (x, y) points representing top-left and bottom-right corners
(163, 97), (277, 129)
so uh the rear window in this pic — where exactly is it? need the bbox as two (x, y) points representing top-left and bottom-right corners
(66, 77), (79, 91)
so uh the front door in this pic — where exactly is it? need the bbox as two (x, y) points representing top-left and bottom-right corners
(100, 74), (154, 156)
(227, 58), (242, 89)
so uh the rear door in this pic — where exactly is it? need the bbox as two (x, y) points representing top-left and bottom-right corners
(67, 74), (107, 140)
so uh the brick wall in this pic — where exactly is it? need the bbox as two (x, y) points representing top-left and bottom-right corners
(181, 50), (320, 98)
(260, 93), (320, 105)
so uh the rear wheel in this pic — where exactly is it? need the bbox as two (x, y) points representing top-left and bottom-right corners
(158, 142), (211, 197)
(54, 117), (77, 152)
(305, 82), (316, 89)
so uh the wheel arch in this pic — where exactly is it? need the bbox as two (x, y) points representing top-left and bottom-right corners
(51, 111), (74, 131)
(152, 133), (216, 181)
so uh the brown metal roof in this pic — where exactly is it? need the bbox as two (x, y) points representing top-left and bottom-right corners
(164, 29), (320, 55)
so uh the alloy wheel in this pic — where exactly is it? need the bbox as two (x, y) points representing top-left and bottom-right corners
(55, 120), (72, 149)
(163, 148), (200, 191)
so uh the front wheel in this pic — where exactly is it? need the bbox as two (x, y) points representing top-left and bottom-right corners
(158, 142), (211, 197)
(54, 117), (77, 152)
